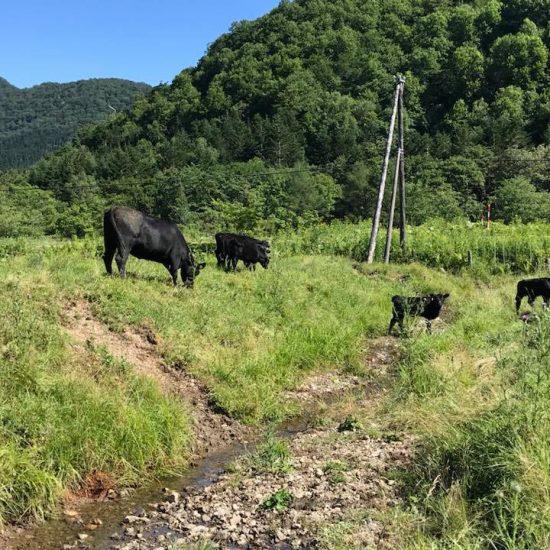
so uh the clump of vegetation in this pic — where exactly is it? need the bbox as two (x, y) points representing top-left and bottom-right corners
(241, 436), (292, 475)
(323, 461), (351, 485)
(261, 488), (292, 511)
(338, 416), (363, 433)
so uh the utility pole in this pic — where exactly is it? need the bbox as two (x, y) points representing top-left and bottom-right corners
(367, 76), (405, 264)
(383, 149), (401, 263)
(398, 81), (406, 249)
(367, 76), (403, 264)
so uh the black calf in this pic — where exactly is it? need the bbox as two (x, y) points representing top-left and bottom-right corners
(388, 293), (450, 335)
(515, 278), (550, 313)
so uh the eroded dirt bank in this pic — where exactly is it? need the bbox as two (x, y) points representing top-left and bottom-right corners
(62, 300), (252, 456)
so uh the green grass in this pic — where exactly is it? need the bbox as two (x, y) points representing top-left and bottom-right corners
(239, 435), (292, 475)
(276, 219), (550, 274)
(400, 315), (550, 549)
(31, 239), (416, 423)
(0, 273), (190, 526)
(1, 224), (548, 539)
(0, 235), (433, 525)
(261, 488), (292, 511)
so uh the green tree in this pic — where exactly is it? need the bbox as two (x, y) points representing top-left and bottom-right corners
(489, 19), (548, 89)
(494, 176), (550, 222)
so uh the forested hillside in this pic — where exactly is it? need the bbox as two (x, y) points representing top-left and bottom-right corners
(0, 77), (150, 169)
(3, 0), (550, 236)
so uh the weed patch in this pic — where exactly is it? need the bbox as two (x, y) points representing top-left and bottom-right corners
(261, 488), (292, 511)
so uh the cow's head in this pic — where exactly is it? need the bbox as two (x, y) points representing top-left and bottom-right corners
(431, 293), (450, 305)
(182, 260), (206, 288)
(259, 253), (270, 269)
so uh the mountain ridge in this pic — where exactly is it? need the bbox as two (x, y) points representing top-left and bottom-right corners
(0, 76), (151, 169)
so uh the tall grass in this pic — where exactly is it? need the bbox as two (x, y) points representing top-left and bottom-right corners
(0, 274), (190, 525)
(381, 267), (550, 548)
(276, 219), (550, 274)
(409, 316), (550, 549)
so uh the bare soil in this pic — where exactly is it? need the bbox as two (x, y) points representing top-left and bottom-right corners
(62, 299), (252, 457)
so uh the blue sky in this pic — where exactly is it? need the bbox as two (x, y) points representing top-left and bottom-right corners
(1, 0), (280, 88)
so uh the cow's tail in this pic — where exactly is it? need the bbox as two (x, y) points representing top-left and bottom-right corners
(104, 207), (125, 256)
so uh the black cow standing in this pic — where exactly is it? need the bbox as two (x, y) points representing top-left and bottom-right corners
(103, 206), (205, 287)
(215, 233), (270, 271)
(388, 293), (450, 335)
(515, 278), (550, 313)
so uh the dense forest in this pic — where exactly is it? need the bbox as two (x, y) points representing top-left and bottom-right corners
(0, 77), (150, 169)
(3, 0), (550, 237)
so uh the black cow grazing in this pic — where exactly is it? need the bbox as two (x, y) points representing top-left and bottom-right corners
(103, 206), (205, 287)
(215, 233), (270, 271)
(515, 278), (550, 313)
(228, 236), (270, 271)
(388, 293), (450, 335)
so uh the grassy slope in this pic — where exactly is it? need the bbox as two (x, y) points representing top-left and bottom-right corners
(0, 238), (408, 524)
(1, 234), (547, 546)
(0, 255), (190, 525)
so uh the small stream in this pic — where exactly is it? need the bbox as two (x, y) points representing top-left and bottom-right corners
(12, 407), (316, 549)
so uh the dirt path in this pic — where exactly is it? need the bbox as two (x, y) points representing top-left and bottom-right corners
(62, 300), (252, 457)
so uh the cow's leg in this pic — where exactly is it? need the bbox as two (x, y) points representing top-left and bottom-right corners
(426, 320), (432, 334)
(170, 268), (178, 287)
(163, 261), (178, 287)
(398, 316), (406, 336)
(515, 294), (522, 314)
(215, 250), (224, 268)
(103, 245), (116, 275)
(387, 317), (397, 336)
(115, 249), (129, 278)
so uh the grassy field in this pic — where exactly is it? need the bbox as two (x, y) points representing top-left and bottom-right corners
(0, 224), (549, 548)
(277, 219), (550, 274)
(0, 236), (408, 525)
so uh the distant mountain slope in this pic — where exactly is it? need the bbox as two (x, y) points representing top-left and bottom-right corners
(7, 0), (550, 235)
(0, 77), (151, 168)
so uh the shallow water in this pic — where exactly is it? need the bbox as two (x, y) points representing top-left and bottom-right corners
(12, 407), (315, 549)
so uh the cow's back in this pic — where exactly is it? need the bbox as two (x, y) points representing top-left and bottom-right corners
(111, 206), (145, 239)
